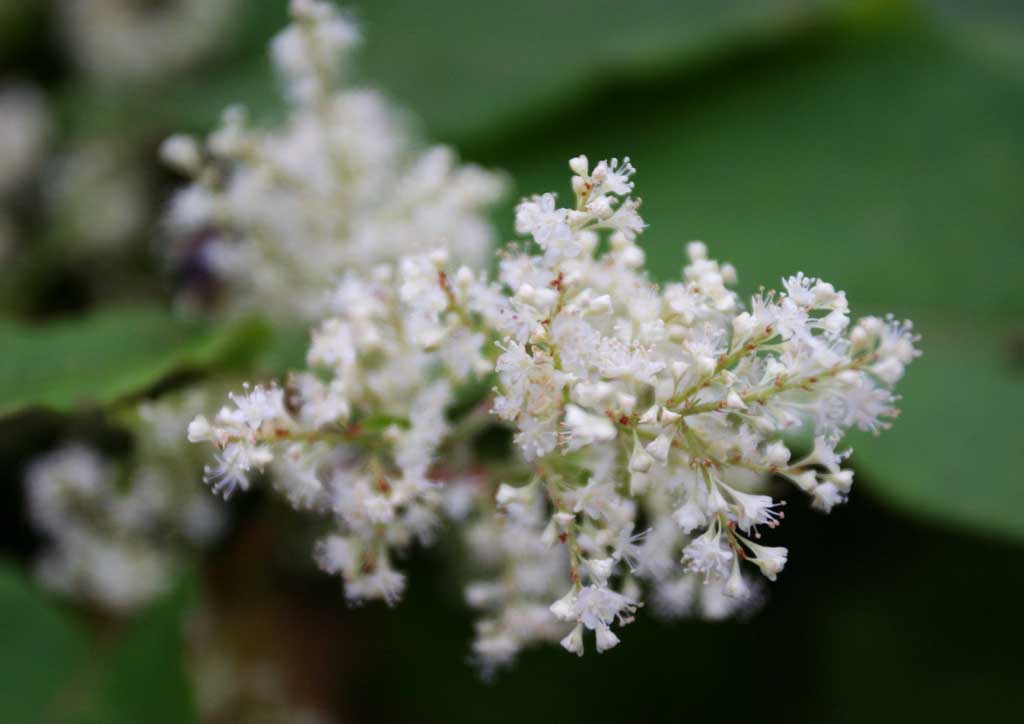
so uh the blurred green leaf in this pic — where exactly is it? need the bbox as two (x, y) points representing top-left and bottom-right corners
(0, 308), (262, 418)
(58, 0), (853, 146)
(355, 0), (852, 143)
(0, 562), (87, 724)
(80, 580), (197, 724)
(849, 318), (1024, 537)
(926, 0), (1024, 75)
(249, 325), (310, 377)
(492, 18), (1024, 537)
(57, 54), (286, 143)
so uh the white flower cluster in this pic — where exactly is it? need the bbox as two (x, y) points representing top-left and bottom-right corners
(187, 255), (488, 605)
(163, 0), (504, 321)
(21, 1), (497, 616)
(58, 0), (239, 85)
(188, 154), (919, 670)
(26, 391), (224, 611)
(0, 85), (50, 198)
(47, 141), (150, 252)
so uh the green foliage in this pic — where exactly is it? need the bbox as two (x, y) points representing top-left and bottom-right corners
(57, 0), (849, 145)
(489, 18), (1024, 539)
(0, 563), (88, 724)
(249, 325), (311, 377)
(849, 318), (1024, 536)
(0, 566), (198, 724)
(354, 0), (850, 143)
(927, 0), (1024, 75)
(0, 308), (261, 418)
(79, 580), (198, 724)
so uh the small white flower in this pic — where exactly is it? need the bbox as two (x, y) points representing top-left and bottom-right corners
(595, 625), (620, 653)
(550, 589), (578, 621)
(682, 527), (733, 581)
(560, 624), (584, 656)
(569, 154), (589, 177)
(725, 390), (747, 410)
(186, 415), (212, 443)
(811, 482), (846, 513)
(724, 556), (750, 599)
(673, 502), (707, 534)
(562, 405), (617, 450)
(645, 433), (672, 463)
(587, 557), (615, 585)
(637, 405), (660, 426)
(659, 408), (682, 424)
(496, 482), (534, 508)
(743, 541), (788, 581)
(720, 483), (784, 533)
(159, 134), (201, 176)
(628, 435), (654, 473)
(574, 585), (638, 632)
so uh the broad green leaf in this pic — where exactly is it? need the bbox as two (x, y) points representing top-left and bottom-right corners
(355, 0), (851, 143)
(494, 22), (1024, 318)
(59, 0), (851, 146)
(848, 318), (1024, 537)
(0, 307), (262, 418)
(0, 562), (88, 724)
(492, 19), (1024, 537)
(80, 580), (198, 724)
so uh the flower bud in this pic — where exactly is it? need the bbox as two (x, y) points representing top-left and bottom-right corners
(569, 155), (589, 176)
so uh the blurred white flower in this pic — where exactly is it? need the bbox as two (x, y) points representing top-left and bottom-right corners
(58, 0), (239, 85)
(164, 0), (504, 321)
(25, 389), (226, 612)
(0, 85), (50, 197)
(46, 142), (150, 251)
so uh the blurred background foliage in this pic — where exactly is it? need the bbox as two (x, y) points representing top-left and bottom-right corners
(0, 0), (1021, 722)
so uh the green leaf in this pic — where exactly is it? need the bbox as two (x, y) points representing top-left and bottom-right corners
(355, 0), (852, 143)
(0, 562), (88, 724)
(59, 0), (852, 146)
(0, 307), (261, 418)
(926, 0), (1024, 76)
(80, 580), (198, 724)
(848, 318), (1024, 537)
(493, 19), (1024, 537)
(249, 325), (310, 377)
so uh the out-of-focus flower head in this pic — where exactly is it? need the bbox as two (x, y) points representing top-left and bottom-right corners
(162, 0), (505, 321)
(57, 0), (240, 85)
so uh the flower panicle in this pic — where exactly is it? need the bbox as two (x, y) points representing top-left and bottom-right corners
(187, 152), (918, 669)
